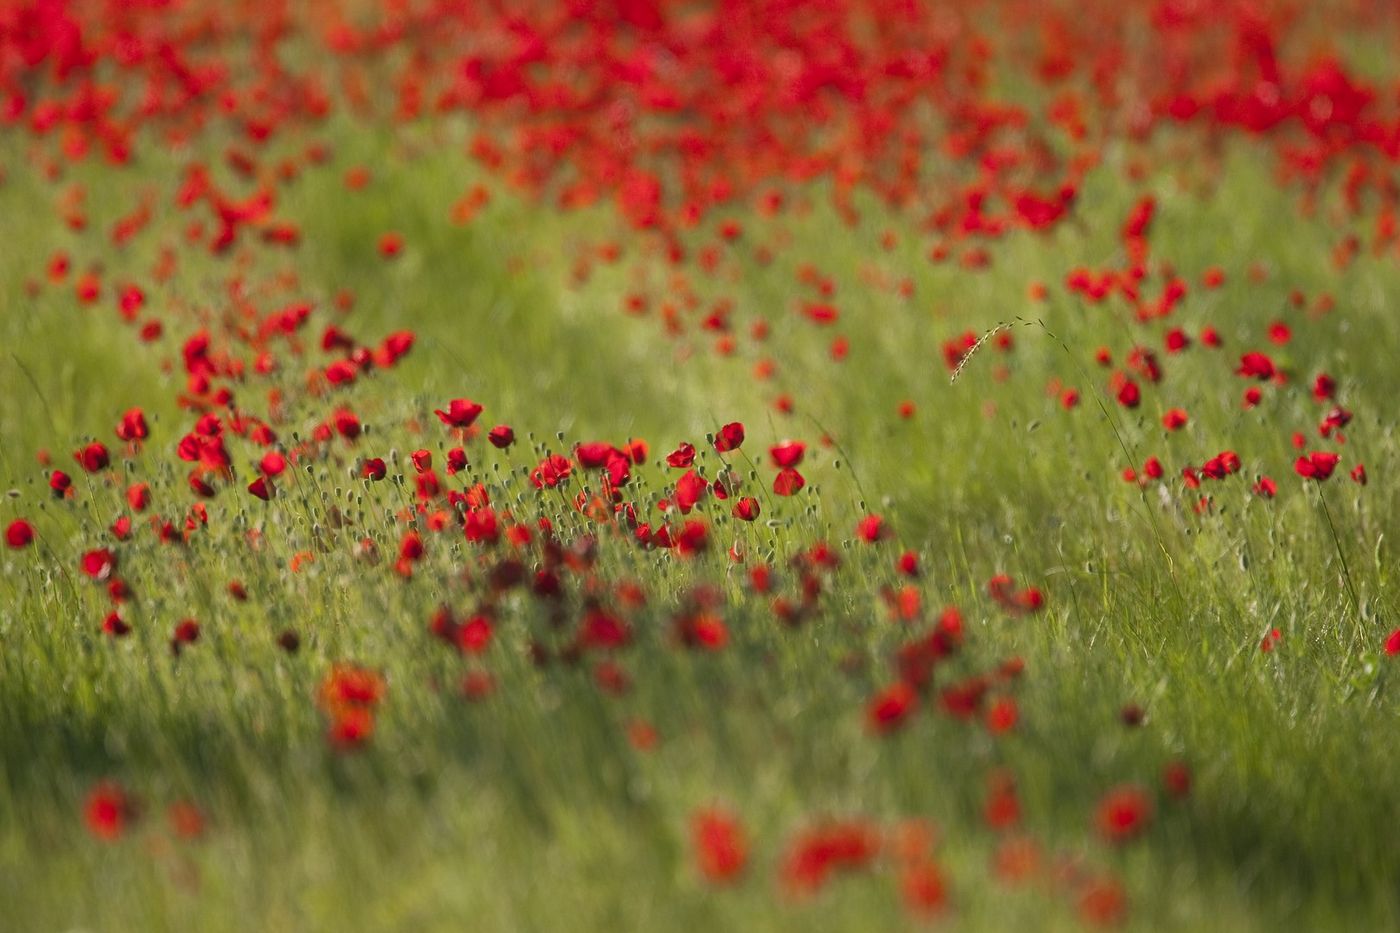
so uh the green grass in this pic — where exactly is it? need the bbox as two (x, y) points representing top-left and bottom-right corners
(2, 115), (1399, 932)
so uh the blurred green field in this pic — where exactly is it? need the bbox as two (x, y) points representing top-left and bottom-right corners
(2, 113), (1399, 932)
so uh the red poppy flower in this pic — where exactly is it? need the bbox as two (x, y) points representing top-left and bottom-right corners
(1237, 351), (1277, 380)
(85, 782), (135, 841)
(102, 612), (131, 637)
(1163, 761), (1192, 799)
(1095, 786), (1152, 842)
(1295, 451), (1340, 480)
(769, 440), (806, 468)
(378, 231), (404, 257)
(74, 442), (110, 472)
(81, 548), (116, 579)
(868, 682), (917, 734)
(434, 398), (483, 429)
(452, 615), (492, 654)
(260, 452), (286, 476)
(171, 618), (200, 655)
(50, 470), (72, 497)
(856, 514), (887, 542)
(714, 422), (745, 452)
(5, 519), (34, 549)
(328, 706), (375, 749)
(127, 483), (150, 511)
(488, 425), (515, 448)
(691, 809), (748, 883)
(781, 822), (881, 895)
(900, 861), (948, 918)
(116, 408), (149, 442)
(666, 443), (696, 468)
(773, 468), (805, 496)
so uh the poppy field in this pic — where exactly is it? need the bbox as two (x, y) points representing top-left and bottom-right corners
(4, 0), (1400, 929)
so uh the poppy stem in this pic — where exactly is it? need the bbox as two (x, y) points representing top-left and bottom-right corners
(1317, 488), (1361, 626)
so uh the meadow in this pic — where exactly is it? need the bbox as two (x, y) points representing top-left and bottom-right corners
(2, 1), (1400, 930)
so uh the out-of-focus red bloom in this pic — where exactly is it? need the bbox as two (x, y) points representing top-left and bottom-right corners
(1078, 876), (1128, 926)
(171, 618), (200, 655)
(85, 782), (135, 841)
(1237, 351), (1277, 380)
(74, 442), (110, 472)
(1096, 785), (1153, 842)
(103, 612), (131, 637)
(855, 514), (886, 542)
(1163, 761), (1192, 799)
(900, 861), (948, 918)
(320, 664), (386, 710)
(168, 801), (206, 839)
(5, 519), (34, 548)
(984, 771), (1020, 830)
(691, 808), (748, 883)
(127, 483), (150, 511)
(987, 575), (1044, 615)
(319, 663), (385, 751)
(1295, 451), (1340, 480)
(116, 409), (149, 442)
(81, 548), (116, 579)
(868, 682), (917, 734)
(773, 468), (805, 496)
(769, 440), (805, 468)
(50, 470), (72, 497)
(328, 706), (375, 749)
(781, 821), (881, 895)
(378, 231), (404, 257)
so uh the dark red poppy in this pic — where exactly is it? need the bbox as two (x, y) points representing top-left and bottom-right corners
(714, 422), (745, 452)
